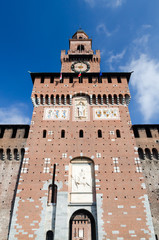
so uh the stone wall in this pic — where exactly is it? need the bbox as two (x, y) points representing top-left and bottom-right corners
(0, 125), (29, 240)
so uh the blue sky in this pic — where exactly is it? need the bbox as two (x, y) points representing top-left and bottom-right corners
(0, 0), (159, 124)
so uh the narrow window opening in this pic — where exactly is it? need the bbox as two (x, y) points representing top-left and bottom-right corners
(108, 76), (112, 83)
(11, 128), (17, 138)
(88, 76), (92, 83)
(14, 149), (18, 160)
(145, 148), (151, 160)
(50, 77), (54, 83)
(21, 148), (25, 160)
(61, 130), (65, 138)
(41, 77), (44, 83)
(79, 130), (84, 138)
(46, 230), (54, 240)
(116, 130), (121, 138)
(146, 128), (152, 138)
(117, 77), (121, 83)
(69, 76), (73, 83)
(79, 77), (83, 83)
(6, 148), (11, 160)
(138, 148), (144, 160)
(0, 149), (3, 160)
(98, 130), (102, 138)
(43, 130), (47, 138)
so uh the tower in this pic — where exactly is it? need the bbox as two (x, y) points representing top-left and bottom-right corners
(8, 30), (155, 240)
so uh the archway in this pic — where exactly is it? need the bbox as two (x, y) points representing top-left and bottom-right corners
(69, 209), (96, 240)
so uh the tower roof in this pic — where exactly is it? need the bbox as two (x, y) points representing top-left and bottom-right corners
(72, 29), (89, 39)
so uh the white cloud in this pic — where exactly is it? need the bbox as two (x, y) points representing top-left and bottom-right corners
(0, 104), (30, 124)
(120, 54), (159, 122)
(107, 49), (126, 70)
(96, 24), (112, 37)
(83, 0), (125, 8)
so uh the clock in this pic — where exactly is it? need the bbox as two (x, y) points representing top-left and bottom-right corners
(71, 61), (90, 73)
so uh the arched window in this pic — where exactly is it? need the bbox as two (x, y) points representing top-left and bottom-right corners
(103, 94), (107, 104)
(108, 94), (112, 104)
(61, 130), (65, 138)
(46, 230), (54, 240)
(98, 95), (101, 104)
(21, 148), (25, 160)
(51, 95), (54, 105)
(138, 148), (144, 160)
(35, 94), (38, 105)
(125, 94), (130, 105)
(0, 149), (3, 160)
(14, 149), (18, 160)
(45, 95), (49, 105)
(56, 95), (59, 105)
(43, 130), (47, 138)
(77, 45), (84, 52)
(145, 148), (151, 160)
(79, 130), (84, 138)
(152, 148), (158, 160)
(40, 94), (43, 105)
(61, 95), (65, 104)
(92, 94), (96, 104)
(116, 129), (121, 138)
(6, 148), (11, 160)
(114, 94), (117, 104)
(98, 129), (102, 138)
(119, 94), (123, 104)
(66, 95), (70, 105)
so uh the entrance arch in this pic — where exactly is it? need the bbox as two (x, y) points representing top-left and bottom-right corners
(69, 209), (96, 240)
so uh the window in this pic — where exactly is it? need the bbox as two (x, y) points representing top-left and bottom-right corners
(138, 148), (144, 160)
(145, 148), (151, 160)
(98, 130), (102, 138)
(79, 77), (83, 83)
(117, 77), (121, 83)
(116, 130), (121, 138)
(43, 130), (47, 138)
(21, 148), (25, 160)
(69, 76), (73, 83)
(50, 77), (54, 83)
(41, 77), (44, 83)
(0, 149), (3, 160)
(46, 230), (54, 240)
(108, 76), (112, 83)
(152, 148), (158, 160)
(61, 130), (65, 138)
(61, 95), (65, 104)
(45, 95), (49, 105)
(11, 128), (16, 138)
(6, 148), (11, 160)
(77, 45), (84, 52)
(146, 128), (152, 138)
(98, 95), (101, 104)
(14, 149), (18, 160)
(79, 130), (83, 138)
(88, 76), (92, 83)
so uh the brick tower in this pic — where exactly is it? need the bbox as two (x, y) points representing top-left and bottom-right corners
(8, 30), (155, 240)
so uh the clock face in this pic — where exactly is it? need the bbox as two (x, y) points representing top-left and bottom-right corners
(71, 61), (90, 73)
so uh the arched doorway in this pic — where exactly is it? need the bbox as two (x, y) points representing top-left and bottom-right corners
(69, 209), (96, 240)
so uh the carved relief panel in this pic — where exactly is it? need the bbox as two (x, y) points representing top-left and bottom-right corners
(72, 96), (90, 121)
(69, 158), (94, 203)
